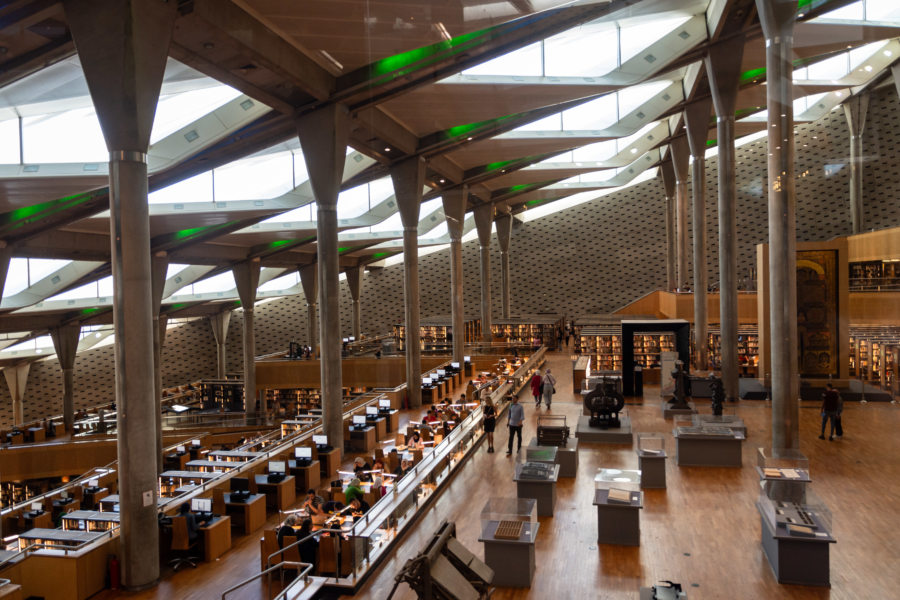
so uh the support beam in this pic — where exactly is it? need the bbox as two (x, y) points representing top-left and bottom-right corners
(684, 99), (712, 371)
(495, 212), (513, 319)
(345, 266), (364, 341)
(298, 263), (318, 353)
(670, 136), (691, 292)
(209, 310), (232, 380)
(50, 323), (81, 434)
(660, 159), (677, 292)
(63, 0), (177, 589)
(706, 34), (745, 403)
(150, 253), (168, 475)
(756, 0), (799, 451)
(442, 186), (468, 365)
(843, 93), (869, 235)
(3, 363), (30, 427)
(0, 247), (12, 306)
(233, 259), (261, 421)
(297, 105), (349, 455)
(392, 157), (426, 409)
(474, 204), (495, 342)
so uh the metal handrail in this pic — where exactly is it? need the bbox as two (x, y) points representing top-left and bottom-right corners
(221, 560), (313, 600)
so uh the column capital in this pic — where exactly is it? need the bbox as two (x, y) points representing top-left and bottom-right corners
(668, 135), (691, 184)
(296, 104), (350, 209)
(659, 158), (676, 199)
(705, 35), (746, 118)
(441, 185), (468, 242)
(683, 98), (712, 159)
(391, 156), (427, 229)
(473, 203), (494, 247)
(495, 212), (513, 254)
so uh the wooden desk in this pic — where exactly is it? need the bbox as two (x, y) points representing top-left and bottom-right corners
(51, 423), (65, 437)
(27, 427), (45, 443)
(52, 498), (80, 520)
(317, 447), (341, 478)
(200, 515), (232, 561)
(288, 460), (321, 492)
(82, 488), (109, 510)
(0, 582), (22, 600)
(164, 452), (189, 470)
(24, 511), (52, 530)
(7, 432), (23, 444)
(379, 410), (400, 432)
(224, 493), (266, 535)
(366, 416), (387, 441)
(254, 475), (296, 511)
(347, 426), (376, 453)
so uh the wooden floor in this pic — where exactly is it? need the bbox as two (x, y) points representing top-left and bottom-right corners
(96, 349), (900, 599)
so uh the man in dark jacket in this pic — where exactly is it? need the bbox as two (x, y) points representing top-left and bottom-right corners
(819, 383), (841, 441)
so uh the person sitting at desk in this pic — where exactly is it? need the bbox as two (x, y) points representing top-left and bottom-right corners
(353, 457), (372, 482)
(423, 409), (440, 425)
(178, 502), (206, 543)
(407, 431), (424, 451)
(277, 514), (300, 548)
(349, 497), (370, 515)
(344, 478), (364, 505)
(296, 519), (318, 569)
(303, 489), (325, 525)
(394, 458), (412, 479)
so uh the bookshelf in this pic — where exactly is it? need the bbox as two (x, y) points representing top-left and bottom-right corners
(848, 326), (900, 388)
(491, 315), (563, 349)
(707, 326), (759, 376)
(394, 317), (480, 351)
(849, 259), (900, 291)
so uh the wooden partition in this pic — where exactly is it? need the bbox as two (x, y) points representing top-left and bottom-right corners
(255, 356), (448, 390)
(0, 440), (118, 482)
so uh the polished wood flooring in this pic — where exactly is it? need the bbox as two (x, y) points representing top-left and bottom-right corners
(96, 349), (900, 599)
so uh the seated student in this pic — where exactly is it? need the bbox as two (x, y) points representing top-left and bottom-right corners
(277, 514), (300, 548)
(394, 458), (412, 479)
(178, 502), (205, 543)
(349, 497), (370, 516)
(344, 478), (364, 505)
(322, 499), (344, 515)
(423, 409), (440, 425)
(353, 457), (372, 482)
(302, 489), (326, 525)
(296, 519), (318, 568)
(407, 431), (425, 451)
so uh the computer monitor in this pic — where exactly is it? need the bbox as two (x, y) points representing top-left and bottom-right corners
(348, 336), (355, 342)
(464, 356), (471, 363)
(451, 362), (460, 369)
(268, 461), (286, 475)
(191, 439), (201, 447)
(60, 491), (68, 500)
(379, 399), (391, 409)
(112, 504), (120, 513)
(422, 377), (431, 385)
(191, 498), (212, 513)
(230, 478), (250, 493)
(176, 445), (186, 453)
(30, 502), (41, 512)
(77, 519), (86, 531)
(352, 415), (366, 426)
(366, 406), (377, 415)
(437, 369), (446, 377)
(313, 435), (328, 446)
(342, 337), (349, 343)
(87, 478), (99, 488)
(295, 447), (312, 459)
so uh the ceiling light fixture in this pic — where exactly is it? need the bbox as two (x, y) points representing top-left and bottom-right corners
(384, 147), (391, 152)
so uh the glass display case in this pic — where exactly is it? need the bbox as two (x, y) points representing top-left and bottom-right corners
(636, 433), (665, 456)
(594, 468), (641, 492)
(480, 497), (538, 543)
(524, 446), (557, 465)
(756, 448), (811, 503)
(758, 488), (833, 540)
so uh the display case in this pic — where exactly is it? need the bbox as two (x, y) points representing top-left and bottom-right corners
(480, 497), (538, 536)
(636, 433), (666, 489)
(756, 448), (810, 503)
(524, 446), (557, 466)
(592, 469), (643, 546)
(636, 433), (665, 456)
(478, 497), (540, 587)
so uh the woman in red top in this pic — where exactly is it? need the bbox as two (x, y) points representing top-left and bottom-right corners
(530, 370), (543, 407)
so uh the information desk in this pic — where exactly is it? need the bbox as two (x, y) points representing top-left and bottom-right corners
(757, 502), (835, 586)
(200, 515), (232, 562)
(254, 475), (296, 511)
(347, 426), (376, 453)
(593, 489), (643, 546)
(288, 459), (321, 492)
(224, 493), (266, 535)
(478, 520), (539, 588)
(513, 463), (560, 517)
(18, 528), (105, 550)
(61, 510), (119, 532)
(673, 427), (745, 467)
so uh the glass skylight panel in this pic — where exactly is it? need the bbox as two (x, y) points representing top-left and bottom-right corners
(561, 93), (617, 131)
(848, 41), (888, 71)
(806, 54), (849, 81)
(22, 107), (108, 163)
(543, 23), (618, 77)
(462, 42), (542, 77)
(795, 93), (827, 115)
(616, 121), (660, 152)
(213, 151), (293, 201)
(418, 198), (443, 219)
(368, 177), (395, 205)
(3, 259), (29, 297)
(166, 263), (192, 280)
(4, 335), (54, 353)
(618, 81), (671, 117)
(369, 212), (403, 233)
(515, 114), (563, 132)
(292, 151), (310, 185)
(817, 1), (863, 20)
(28, 259), (71, 284)
(618, 15), (692, 64)
(423, 221), (449, 238)
(149, 171), (214, 204)
(150, 85), (242, 144)
(337, 184), (371, 219)
(45, 276), (113, 301)
(866, 0), (900, 21)
(572, 139), (617, 162)
(0, 119), (20, 164)
(258, 271), (300, 292)
(189, 272), (236, 295)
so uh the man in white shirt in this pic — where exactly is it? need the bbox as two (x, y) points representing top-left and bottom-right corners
(506, 395), (525, 455)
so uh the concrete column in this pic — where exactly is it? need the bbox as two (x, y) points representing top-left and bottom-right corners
(706, 34), (745, 403)
(670, 136), (691, 291)
(64, 0), (176, 588)
(843, 94), (869, 235)
(659, 159), (677, 291)
(442, 187), (468, 365)
(345, 266), (363, 341)
(391, 157), (426, 409)
(474, 204), (495, 342)
(495, 212), (513, 319)
(0, 246), (12, 306)
(150, 253), (167, 475)
(684, 99), (712, 371)
(233, 260), (261, 421)
(50, 323), (81, 433)
(3, 363), (30, 427)
(209, 311), (232, 380)
(298, 263), (318, 354)
(756, 0), (799, 450)
(297, 105), (349, 455)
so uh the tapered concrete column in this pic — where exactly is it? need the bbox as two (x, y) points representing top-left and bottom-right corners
(392, 157), (426, 409)
(4, 363), (30, 427)
(64, 0), (176, 588)
(209, 311), (232, 379)
(660, 160), (677, 291)
(50, 323), (81, 433)
(442, 187), (468, 365)
(706, 34), (745, 403)
(495, 212), (513, 319)
(474, 204), (495, 342)
(297, 105), (349, 455)
(757, 0), (799, 450)
(150, 253), (167, 474)
(0, 246), (12, 306)
(233, 260), (261, 421)
(684, 99), (712, 371)
(345, 266), (363, 341)
(843, 94), (869, 235)
(298, 263), (318, 353)
(670, 136), (691, 291)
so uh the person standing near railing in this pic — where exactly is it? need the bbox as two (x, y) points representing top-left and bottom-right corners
(506, 395), (524, 456)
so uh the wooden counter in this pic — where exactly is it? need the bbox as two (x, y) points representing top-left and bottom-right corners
(200, 515), (232, 561)
(224, 493), (266, 535)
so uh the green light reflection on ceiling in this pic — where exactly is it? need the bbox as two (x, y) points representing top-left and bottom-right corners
(370, 28), (490, 77)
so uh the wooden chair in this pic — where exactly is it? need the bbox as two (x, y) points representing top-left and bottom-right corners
(261, 530), (281, 571)
(318, 535), (338, 576)
(281, 535), (301, 577)
(168, 516), (200, 571)
(374, 448), (385, 462)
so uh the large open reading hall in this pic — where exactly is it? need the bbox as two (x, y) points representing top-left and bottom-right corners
(0, 1), (899, 598)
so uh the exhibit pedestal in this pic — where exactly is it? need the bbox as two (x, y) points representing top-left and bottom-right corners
(673, 430), (743, 467)
(696, 414), (747, 437)
(637, 451), (666, 489)
(575, 415), (633, 444)
(513, 464), (559, 517)
(528, 436), (578, 477)
(593, 489), (642, 546)
(662, 401), (697, 419)
(479, 520), (539, 587)
(758, 504), (834, 586)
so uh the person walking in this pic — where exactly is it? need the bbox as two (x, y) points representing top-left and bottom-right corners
(833, 385), (844, 439)
(542, 368), (556, 409)
(482, 394), (496, 453)
(530, 369), (543, 407)
(506, 394), (524, 455)
(819, 383), (840, 441)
